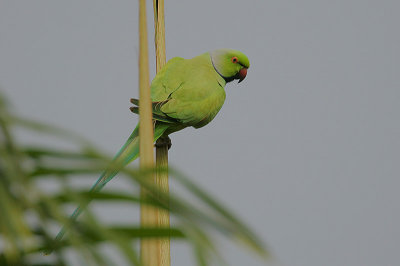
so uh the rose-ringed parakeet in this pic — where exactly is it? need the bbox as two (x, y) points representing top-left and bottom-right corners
(55, 48), (249, 242)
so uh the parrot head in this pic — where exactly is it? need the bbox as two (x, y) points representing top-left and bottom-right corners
(210, 49), (250, 83)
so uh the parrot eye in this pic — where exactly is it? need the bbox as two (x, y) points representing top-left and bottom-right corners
(231, 56), (238, 63)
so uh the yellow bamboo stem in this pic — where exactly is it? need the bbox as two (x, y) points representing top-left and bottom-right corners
(153, 0), (171, 265)
(153, 0), (166, 71)
(155, 141), (170, 265)
(138, 0), (159, 265)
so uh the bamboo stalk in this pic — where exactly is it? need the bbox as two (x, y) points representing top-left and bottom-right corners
(153, 0), (171, 265)
(155, 141), (170, 265)
(153, 0), (166, 71)
(138, 0), (159, 265)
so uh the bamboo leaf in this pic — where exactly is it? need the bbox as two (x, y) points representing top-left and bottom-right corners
(54, 190), (141, 204)
(23, 146), (101, 160)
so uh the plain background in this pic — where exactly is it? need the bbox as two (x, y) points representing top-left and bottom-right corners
(1, 1), (399, 265)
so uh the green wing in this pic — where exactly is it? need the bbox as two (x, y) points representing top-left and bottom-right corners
(150, 53), (227, 128)
(150, 56), (186, 101)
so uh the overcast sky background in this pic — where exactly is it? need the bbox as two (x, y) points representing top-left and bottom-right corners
(1, 1), (399, 266)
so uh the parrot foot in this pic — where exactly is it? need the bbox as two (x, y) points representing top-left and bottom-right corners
(155, 136), (172, 150)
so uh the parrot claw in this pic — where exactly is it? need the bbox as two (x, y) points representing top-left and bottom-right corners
(155, 136), (172, 150)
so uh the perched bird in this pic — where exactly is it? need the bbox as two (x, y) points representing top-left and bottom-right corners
(55, 48), (249, 242)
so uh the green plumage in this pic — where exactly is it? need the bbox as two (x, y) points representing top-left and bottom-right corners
(54, 49), (249, 242)
(150, 53), (226, 129)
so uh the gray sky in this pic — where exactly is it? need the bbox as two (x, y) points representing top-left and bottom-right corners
(1, 1), (399, 265)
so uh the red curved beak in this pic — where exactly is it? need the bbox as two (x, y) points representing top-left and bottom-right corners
(238, 68), (247, 83)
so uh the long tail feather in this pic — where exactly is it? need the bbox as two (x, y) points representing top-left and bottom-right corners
(52, 122), (170, 246)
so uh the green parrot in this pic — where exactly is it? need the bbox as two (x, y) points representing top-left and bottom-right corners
(55, 48), (249, 242)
